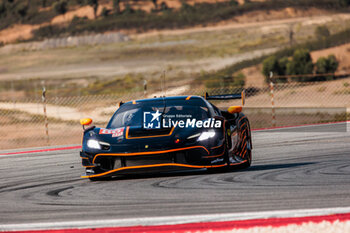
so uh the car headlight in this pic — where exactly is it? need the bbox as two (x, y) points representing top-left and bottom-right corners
(198, 131), (216, 141)
(87, 139), (101, 149)
(187, 133), (201, 140)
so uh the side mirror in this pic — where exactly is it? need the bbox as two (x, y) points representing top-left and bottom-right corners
(80, 118), (93, 129)
(228, 106), (242, 114)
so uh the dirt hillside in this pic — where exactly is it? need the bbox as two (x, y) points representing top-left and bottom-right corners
(0, 0), (331, 44)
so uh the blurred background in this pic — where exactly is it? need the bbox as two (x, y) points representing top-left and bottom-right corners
(0, 0), (350, 149)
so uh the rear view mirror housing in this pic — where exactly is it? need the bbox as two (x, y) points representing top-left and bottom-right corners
(80, 118), (93, 126)
(80, 118), (93, 130)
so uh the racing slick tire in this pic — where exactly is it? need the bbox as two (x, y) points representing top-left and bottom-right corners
(240, 139), (252, 169)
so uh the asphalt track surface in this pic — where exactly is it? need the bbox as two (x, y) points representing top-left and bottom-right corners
(1, 123), (350, 226)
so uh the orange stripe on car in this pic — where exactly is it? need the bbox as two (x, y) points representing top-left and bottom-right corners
(92, 146), (210, 163)
(81, 132), (84, 145)
(211, 143), (224, 149)
(230, 160), (247, 166)
(238, 116), (247, 124)
(186, 96), (192, 100)
(240, 122), (247, 131)
(240, 142), (247, 156)
(204, 148), (225, 158)
(242, 149), (247, 158)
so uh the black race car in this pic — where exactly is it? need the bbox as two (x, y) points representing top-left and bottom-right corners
(79, 92), (252, 180)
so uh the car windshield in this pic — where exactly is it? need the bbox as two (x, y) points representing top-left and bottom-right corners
(107, 98), (210, 128)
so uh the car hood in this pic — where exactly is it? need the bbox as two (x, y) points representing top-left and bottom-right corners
(86, 126), (204, 153)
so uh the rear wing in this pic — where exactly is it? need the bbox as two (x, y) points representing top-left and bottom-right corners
(205, 90), (245, 105)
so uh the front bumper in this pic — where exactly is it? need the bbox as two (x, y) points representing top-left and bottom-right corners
(80, 145), (227, 178)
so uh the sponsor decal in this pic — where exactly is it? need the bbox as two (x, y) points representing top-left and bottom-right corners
(162, 118), (221, 128)
(99, 128), (124, 137)
(143, 111), (222, 129)
(143, 110), (222, 129)
(143, 110), (162, 129)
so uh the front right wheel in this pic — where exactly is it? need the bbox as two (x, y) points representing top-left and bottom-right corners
(240, 139), (252, 168)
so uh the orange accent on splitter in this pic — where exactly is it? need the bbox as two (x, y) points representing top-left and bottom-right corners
(92, 146), (210, 164)
(82, 163), (227, 178)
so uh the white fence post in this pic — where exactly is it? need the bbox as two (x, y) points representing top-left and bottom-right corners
(270, 72), (276, 128)
(42, 82), (50, 145)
